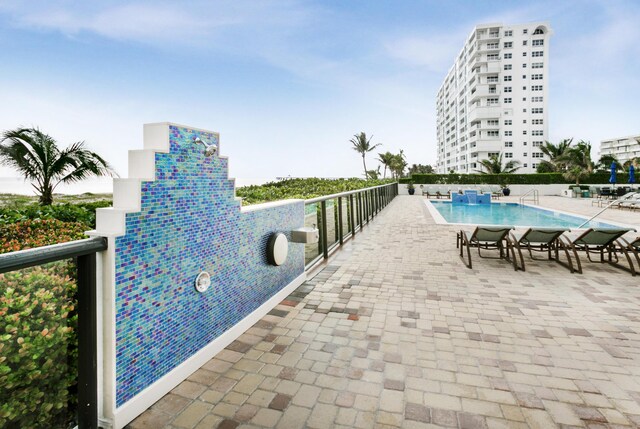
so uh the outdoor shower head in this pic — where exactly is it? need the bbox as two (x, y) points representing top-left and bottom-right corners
(193, 137), (218, 157)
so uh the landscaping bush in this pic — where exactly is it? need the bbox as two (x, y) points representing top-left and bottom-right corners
(0, 219), (87, 254)
(0, 263), (78, 429)
(236, 178), (394, 205)
(401, 172), (629, 185)
(0, 200), (112, 228)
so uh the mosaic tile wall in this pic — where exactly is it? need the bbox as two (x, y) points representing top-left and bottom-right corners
(114, 125), (304, 406)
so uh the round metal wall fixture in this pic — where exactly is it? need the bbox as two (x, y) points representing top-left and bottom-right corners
(267, 233), (288, 266)
(195, 271), (211, 293)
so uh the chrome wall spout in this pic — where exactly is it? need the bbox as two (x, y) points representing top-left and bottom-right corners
(193, 137), (218, 157)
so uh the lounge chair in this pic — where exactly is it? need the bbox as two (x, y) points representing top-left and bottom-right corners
(457, 225), (516, 269)
(425, 187), (439, 199)
(508, 228), (575, 272)
(491, 186), (502, 200)
(559, 228), (637, 275)
(615, 235), (640, 274)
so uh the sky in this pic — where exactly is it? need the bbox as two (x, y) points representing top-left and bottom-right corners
(0, 0), (639, 187)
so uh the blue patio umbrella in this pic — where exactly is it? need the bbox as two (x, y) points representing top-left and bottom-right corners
(629, 165), (636, 184)
(609, 161), (617, 185)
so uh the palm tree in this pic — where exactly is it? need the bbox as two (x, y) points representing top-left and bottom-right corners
(596, 154), (619, 172)
(537, 138), (573, 172)
(350, 132), (381, 178)
(376, 151), (395, 178)
(0, 128), (116, 205)
(476, 154), (521, 174)
(388, 150), (407, 179)
(556, 140), (594, 185)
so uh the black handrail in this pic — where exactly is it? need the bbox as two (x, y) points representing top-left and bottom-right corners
(0, 236), (108, 429)
(304, 183), (397, 268)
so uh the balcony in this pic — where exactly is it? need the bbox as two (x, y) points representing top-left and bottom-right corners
(468, 106), (502, 122)
(469, 85), (500, 102)
(478, 62), (501, 74)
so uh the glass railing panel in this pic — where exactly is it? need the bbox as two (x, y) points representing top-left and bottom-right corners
(0, 259), (79, 429)
(303, 202), (322, 265)
(326, 198), (339, 250)
(340, 197), (351, 240)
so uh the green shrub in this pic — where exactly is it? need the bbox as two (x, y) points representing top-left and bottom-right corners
(0, 219), (87, 254)
(401, 172), (629, 185)
(0, 263), (78, 428)
(236, 178), (395, 205)
(0, 200), (112, 228)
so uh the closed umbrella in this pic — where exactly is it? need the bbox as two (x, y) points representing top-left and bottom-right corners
(609, 161), (617, 185)
(629, 165), (636, 184)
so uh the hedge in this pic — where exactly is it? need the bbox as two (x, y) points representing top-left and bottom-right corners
(399, 172), (629, 185)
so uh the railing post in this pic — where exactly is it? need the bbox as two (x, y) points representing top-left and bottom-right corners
(77, 253), (98, 429)
(337, 197), (343, 245)
(320, 201), (328, 259)
(349, 194), (355, 236)
(358, 192), (363, 229)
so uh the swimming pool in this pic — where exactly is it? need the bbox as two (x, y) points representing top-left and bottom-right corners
(427, 201), (618, 228)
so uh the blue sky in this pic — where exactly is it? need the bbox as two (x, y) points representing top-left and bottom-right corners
(1, 0), (639, 184)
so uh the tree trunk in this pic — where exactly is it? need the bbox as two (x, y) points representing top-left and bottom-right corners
(39, 188), (54, 205)
(362, 155), (367, 178)
(382, 166), (387, 179)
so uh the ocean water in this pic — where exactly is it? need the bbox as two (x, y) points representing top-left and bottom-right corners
(0, 177), (272, 195)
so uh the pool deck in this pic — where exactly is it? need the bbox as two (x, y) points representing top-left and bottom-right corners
(128, 195), (640, 429)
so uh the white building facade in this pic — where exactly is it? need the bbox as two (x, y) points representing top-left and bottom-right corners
(599, 135), (640, 165)
(436, 22), (552, 174)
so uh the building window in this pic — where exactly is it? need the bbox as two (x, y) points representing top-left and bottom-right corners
(504, 42), (513, 48)
(533, 141), (543, 147)
(505, 141), (513, 147)
(487, 42), (499, 49)
(532, 62), (543, 69)
(487, 98), (499, 105)
(532, 74), (543, 80)
(523, 141), (527, 146)
(488, 53), (499, 60)
(533, 39), (544, 46)
(523, 75), (527, 79)
(505, 131), (513, 136)
(487, 76), (499, 83)
(532, 152), (544, 158)
(504, 53), (512, 59)
(523, 130), (527, 135)
(532, 51), (544, 57)
(504, 75), (512, 82)
(505, 152), (513, 158)
(532, 119), (543, 125)
(522, 40), (528, 46)
(487, 119), (499, 126)
(504, 64), (512, 70)
(487, 130), (499, 137)
(534, 28), (544, 35)
(504, 97), (512, 103)
(488, 152), (499, 158)
(524, 163), (528, 168)
(523, 153), (528, 157)
(523, 119), (527, 124)
(532, 85), (543, 91)
(532, 130), (544, 136)
(522, 63), (527, 68)
(522, 52), (527, 56)
(523, 86), (527, 90)
(523, 29), (528, 34)
(532, 96), (543, 102)
(532, 107), (543, 114)
(504, 120), (512, 125)
(523, 108), (527, 112)
(504, 86), (512, 92)
(504, 30), (513, 36)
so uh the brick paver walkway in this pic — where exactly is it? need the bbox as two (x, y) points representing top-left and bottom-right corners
(129, 196), (640, 428)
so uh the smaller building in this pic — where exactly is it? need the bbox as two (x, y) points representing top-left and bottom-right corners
(600, 134), (640, 165)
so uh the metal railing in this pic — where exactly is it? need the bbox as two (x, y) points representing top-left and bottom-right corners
(519, 188), (539, 205)
(304, 183), (398, 269)
(0, 237), (108, 429)
(577, 192), (639, 228)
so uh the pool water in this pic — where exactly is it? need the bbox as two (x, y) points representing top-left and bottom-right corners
(429, 201), (617, 228)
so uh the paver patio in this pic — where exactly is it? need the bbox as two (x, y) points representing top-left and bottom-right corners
(128, 196), (640, 428)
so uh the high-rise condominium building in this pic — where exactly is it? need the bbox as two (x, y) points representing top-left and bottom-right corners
(599, 135), (640, 165)
(436, 22), (552, 174)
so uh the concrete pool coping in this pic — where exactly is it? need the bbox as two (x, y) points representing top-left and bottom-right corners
(424, 199), (639, 231)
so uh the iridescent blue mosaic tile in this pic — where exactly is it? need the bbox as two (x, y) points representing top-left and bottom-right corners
(114, 125), (304, 406)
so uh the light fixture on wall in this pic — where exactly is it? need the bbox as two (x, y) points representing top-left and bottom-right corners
(193, 137), (218, 157)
